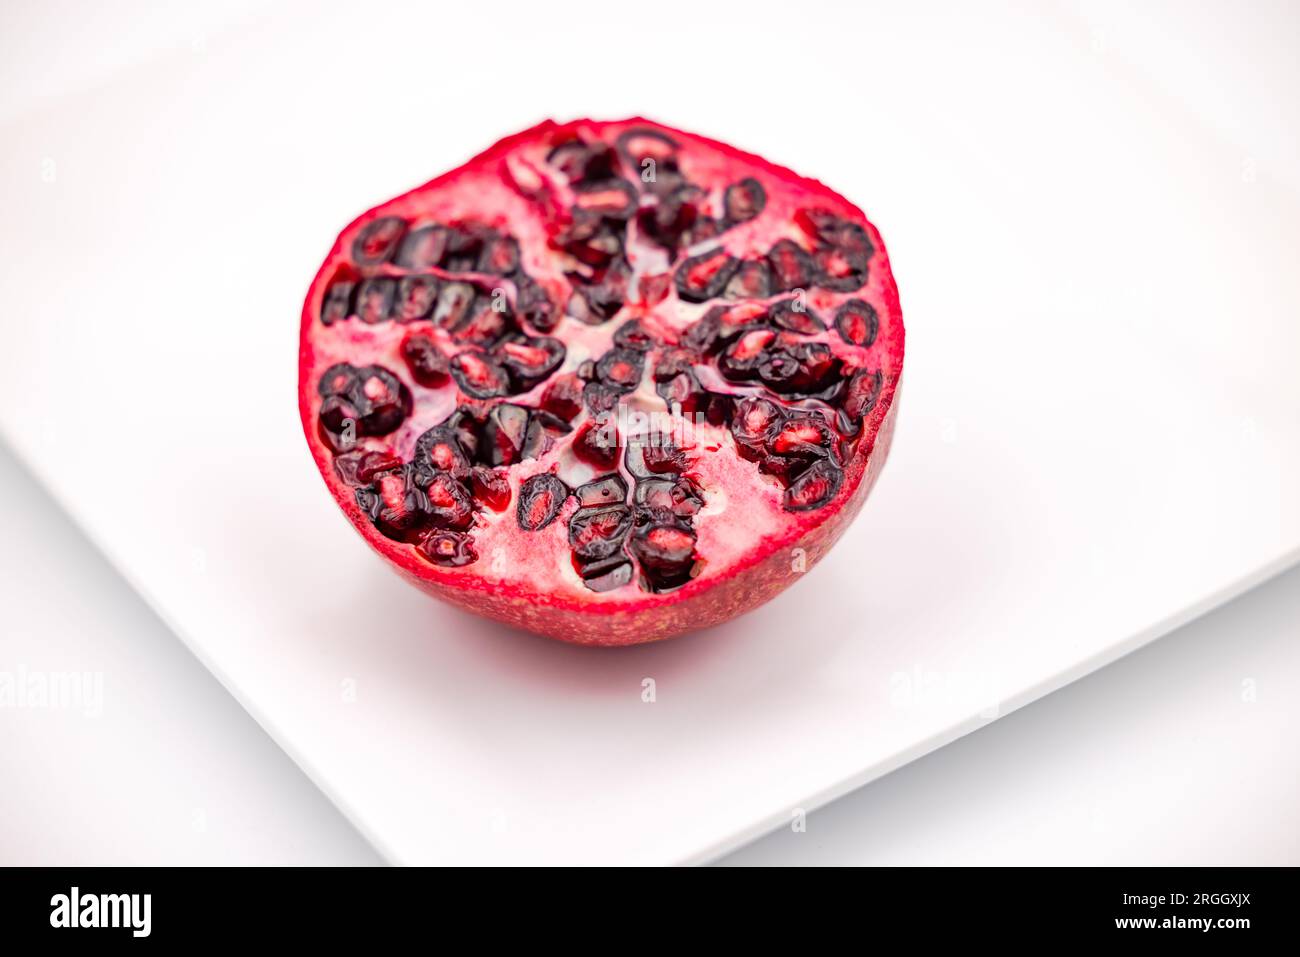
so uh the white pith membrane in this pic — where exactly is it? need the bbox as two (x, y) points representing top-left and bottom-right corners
(303, 120), (902, 604)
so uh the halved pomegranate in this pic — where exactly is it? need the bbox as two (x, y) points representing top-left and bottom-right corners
(299, 118), (904, 646)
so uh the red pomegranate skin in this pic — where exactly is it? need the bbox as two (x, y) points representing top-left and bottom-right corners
(299, 118), (904, 646)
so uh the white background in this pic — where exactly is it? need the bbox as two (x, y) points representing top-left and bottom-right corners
(1, 0), (1298, 865)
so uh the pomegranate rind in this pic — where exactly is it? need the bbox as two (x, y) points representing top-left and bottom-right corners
(299, 117), (904, 646)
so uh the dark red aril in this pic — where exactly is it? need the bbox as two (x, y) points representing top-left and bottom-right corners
(568, 505), (634, 564)
(418, 530), (478, 567)
(770, 415), (837, 458)
(480, 403), (532, 467)
(612, 319), (656, 352)
(724, 259), (773, 300)
(539, 373), (585, 422)
(497, 336), (565, 390)
(353, 366), (410, 435)
(477, 234), (521, 275)
(573, 419), (621, 469)
(355, 466), (429, 543)
(356, 277), (396, 324)
(469, 467), (512, 512)
(595, 348), (645, 393)
(424, 472), (475, 530)
(766, 239), (814, 293)
(723, 178), (767, 224)
(321, 281), (354, 325)
(842, 367), (883, 420)
(630, 522), (697, 592)
(783, 458), (844, 511)
(547, 138), (617, 183)
(731, 396), (784, 460)
(770, 298), (827, 335)
(401, 334), (450, 387)
(334, 448), (403, 487)
(834, 299), (879, 347)
(433, 282), (477, 329)
(450, 350), (512, 399)
(516, 276), (559, 333)
(395, 224), (450, 270)
(352, 217), (407, 266)
(394, 275), (439, 322)
(516, 473), (569, 531)
(579, 555), (634, 592)
(573, 179), (639, 220)
(675, 247), (740, 303)
(414, 426), (470, 474)
(576, 474), (629, 508)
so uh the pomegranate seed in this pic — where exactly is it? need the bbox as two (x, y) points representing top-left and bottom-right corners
(424, 473), (474, 530)
(637, 273), (672, 306)
(596, 348), (644, 392)
(766, 239), (814, 292)
(733, 397), (784, 444)
(723, 259), (772, 300)
(834, 299), (879, 347)
(539, 373), (585, 422)
(675, 247), (740, 303)
(394, 275), (439, 322)
(581, 557), (634, 592)
(570, 258), (631, 321)
(517, 473), (568, 531)
(723, 178), (766, 224)
(450, 350), (511, 399)
(616, 127), (678, 165)
(841, 368), (883, 421)
(418, 530), (478, 567)
(334, 449), (403, 487)
(355, 277), (396, 324)
(414, 426), (469, 474)
(516, 275), (557, 332)
(476, 235), (520, 275)
(771, 416), (835, 457)
(355, 466), (429, 543)
(630, 522), (696, 592)
(433, 282), (477, 329)
(320, 281), (355, 325)
(573, 420), (621, 469)
(547, 138), (617, 183)
(453, 301), (511, 347)
(318, 363), (359, 399)
(497, 336), (565, 389)
(573, 179), (638, 219)
(395, 224), (450, 270)
(401, 334), (450, 387)
(576, 474), (629, 508)
(469, 467), (512, 512)
(352, 216), (407, 265)
(613, 320), (656, 352)
(568, 505), (634, 564)
(784, 459), (843, 511)
(770, 299), (826, 335)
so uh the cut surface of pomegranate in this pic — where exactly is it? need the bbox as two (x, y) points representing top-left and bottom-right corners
(300, 118), (904, 645)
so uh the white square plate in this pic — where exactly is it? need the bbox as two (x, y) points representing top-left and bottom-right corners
(2, 2), (1297, 864)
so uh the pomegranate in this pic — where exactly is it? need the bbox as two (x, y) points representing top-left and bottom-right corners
(299, 118), (904, 645)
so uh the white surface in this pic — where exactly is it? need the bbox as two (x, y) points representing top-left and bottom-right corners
(723, 562), (1300, 865)
(0, 446), (382, 866)
(3, 437), (1295, 866)
(1, 2), (1297, 865)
